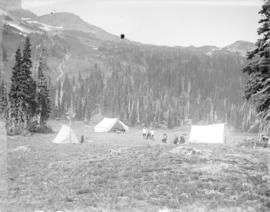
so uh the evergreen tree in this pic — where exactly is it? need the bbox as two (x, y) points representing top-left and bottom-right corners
(8, 38), (37, 133)
(36, 55), (51, 126)
(19, 37), (37, 125)
(242, 0), (270, 131)
(8, 48), (24, 133)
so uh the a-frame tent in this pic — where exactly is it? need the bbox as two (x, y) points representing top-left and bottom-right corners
(189, 123), (225, 144)
(94, 118), (129, 133)
(53, 125), (79, 144)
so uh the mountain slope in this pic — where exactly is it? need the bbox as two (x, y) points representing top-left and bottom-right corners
(223, 41), (255, 56)
(39, 12), (118, 41)
(0, 9), (256, 130)
(9, 9), (38, 19)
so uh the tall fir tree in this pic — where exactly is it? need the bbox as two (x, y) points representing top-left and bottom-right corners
(242, 0), (270, 132)
(19, 37), (37, 125)
(8, 47), (25, 133)
(36, 55), (51, 126)
(8, 37), (37, 133)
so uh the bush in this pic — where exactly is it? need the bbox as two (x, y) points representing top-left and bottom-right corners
(237, 138), (269, 148)
(6, 126), (22, 136)
(28, 121), (53, 134)
(5, 120), (24, 136)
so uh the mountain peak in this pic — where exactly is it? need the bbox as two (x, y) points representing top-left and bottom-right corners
(227, 40), (254, 47)
(223, 40), (255, 56)
(40, 12), (81, 21)
(38, 12), (117, 41)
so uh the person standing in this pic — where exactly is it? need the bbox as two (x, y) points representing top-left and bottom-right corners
(162, 133), (167, 143)
(80, 135), (84, 144)
(180, 135), (186, 144)
(173, 135), (179, 145)
(150, 128), (155, 140)
(146, 128), (151, 140)
(142, 127), (147, 138)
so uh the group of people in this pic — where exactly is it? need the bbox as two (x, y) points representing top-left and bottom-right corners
(142, 127), (155, 140)
(142, 127), (186, 144)
(162, 133), (186, 144)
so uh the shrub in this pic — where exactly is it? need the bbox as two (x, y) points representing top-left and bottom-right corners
(28, 120), (53, 134)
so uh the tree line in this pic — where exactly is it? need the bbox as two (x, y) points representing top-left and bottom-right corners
(0, 38), (259, 133)
(50, 51), (256, 131)
(0, 37), (51, 135)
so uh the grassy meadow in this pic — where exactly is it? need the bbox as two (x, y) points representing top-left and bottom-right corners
(5, 121), (270, 212)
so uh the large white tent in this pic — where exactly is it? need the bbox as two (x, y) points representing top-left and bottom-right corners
(189, 123), (225, 144)
(53, 125), (79, 144)
(94, 118), (129, 133)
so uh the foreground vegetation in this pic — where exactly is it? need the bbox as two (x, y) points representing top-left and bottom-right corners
(6, 122), (270, 212)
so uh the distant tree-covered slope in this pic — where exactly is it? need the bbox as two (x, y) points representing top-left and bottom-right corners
(1, 9), (256, 130)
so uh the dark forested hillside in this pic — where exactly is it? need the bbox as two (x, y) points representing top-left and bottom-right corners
(51, 42), (257, 130)
(1, 9), (257, 130)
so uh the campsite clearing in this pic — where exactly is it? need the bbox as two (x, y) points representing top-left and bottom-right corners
(5, 121), (270, 212)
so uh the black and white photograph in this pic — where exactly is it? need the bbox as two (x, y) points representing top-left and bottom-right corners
(0, 0), (270, 211)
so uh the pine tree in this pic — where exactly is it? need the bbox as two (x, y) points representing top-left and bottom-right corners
(8, 38), (37, 133)
(20, 37), (37, 125)
(8, 48), (24, 134)
(242, 0), (270, 131)
(36, 56), (51, 126)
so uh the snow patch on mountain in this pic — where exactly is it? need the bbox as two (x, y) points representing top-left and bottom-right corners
(206, 47), (221, 56)
(5, 20), (34, 34)
(225, 47), (248, 57)
(25, 20), (39, 24)
(223, 41), (255, 57)
(21, 17), (31, 21)
(39, 23), (63, 32)
(23, 18), (63, 32)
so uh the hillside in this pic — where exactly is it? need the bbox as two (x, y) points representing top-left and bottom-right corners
(223, 41), (255, 57)
(39, 12), (119, 41)
(0, 9), (256, 130)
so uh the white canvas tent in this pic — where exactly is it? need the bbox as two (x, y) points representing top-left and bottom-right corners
(189, 124), (225, 144)
(53, 125), (79, 144)
(94, 118), (129, 133)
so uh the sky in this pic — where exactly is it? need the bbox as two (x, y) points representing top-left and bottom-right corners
(22, 0), (264, 47)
